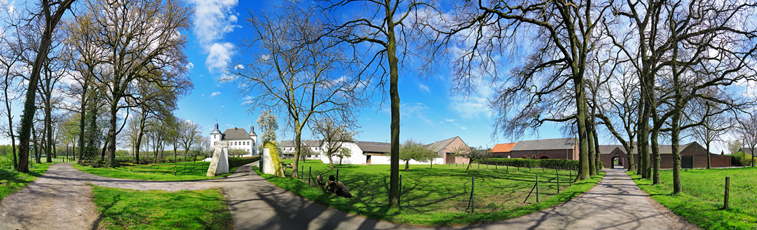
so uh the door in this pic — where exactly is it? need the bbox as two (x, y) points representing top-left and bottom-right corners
(682, 156), (693, 169)
(445, 153), (454, 164)
(366, 155), (371, 164)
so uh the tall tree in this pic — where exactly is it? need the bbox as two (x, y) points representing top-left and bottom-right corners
(689, 99), (730, 169)
(79, 0), (192, 167)
(231, 4), (365, 179)
(445, 0), (611, 181)
(0, 4), (27, 169)
(321, 0), (439, 207)
(16, 0), (76, 172)
(740, 114), (757, 168)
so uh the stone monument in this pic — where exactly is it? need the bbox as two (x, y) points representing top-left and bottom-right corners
(207, 140), (230, 177)
(262, 141), (284, 177)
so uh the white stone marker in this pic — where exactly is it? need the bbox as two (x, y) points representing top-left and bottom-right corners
(207, 141), (230, 176)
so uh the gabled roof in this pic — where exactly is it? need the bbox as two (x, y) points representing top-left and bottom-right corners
(210, 123), (222, 135)
(357, 141), (390, 153)
(511, 138), (576, 151)
(222, 128), (251, 140)
(491, 143), (517, 153)
(280, 140), (322, 148)
(426, 136), (459, 152)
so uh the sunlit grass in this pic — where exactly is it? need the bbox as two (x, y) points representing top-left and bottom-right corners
(92, 185), (232, 229)
(0, 162), (53, 202)
(258, 159), (604, 226)
(629, 167), (757, 229)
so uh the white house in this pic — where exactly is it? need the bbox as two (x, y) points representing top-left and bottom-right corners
(280, 140), (323, 159)
(209, 123), (258, 156)
(316, 140), (452, 165)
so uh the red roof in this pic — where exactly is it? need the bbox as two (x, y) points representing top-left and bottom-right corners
(490, 143), (516, 153)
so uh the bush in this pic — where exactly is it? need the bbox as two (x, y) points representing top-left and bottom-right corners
(476, 158), (579, 169)
(229, 156), (259, 168)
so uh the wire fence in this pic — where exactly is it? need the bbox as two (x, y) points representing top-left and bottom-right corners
(283, 162), (580, 214)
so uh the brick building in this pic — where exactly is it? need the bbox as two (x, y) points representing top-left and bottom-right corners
(489, 143), (516, 158)
(496, 138), (578, 160)
(599, 142), (732, 169)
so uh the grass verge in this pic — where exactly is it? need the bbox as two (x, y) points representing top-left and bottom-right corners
(91, 185), (232, 229)
(73, 161), (241, 181)
(256, 160), (604, 226)
(628, 167), (757, 229)
(0, 163), (53, 202)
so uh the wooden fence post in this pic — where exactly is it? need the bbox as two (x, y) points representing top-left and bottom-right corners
(724, 177), (730, 210)
(471, 176), (475, 213)
(399, 175), (403, 209)
(536, 175), (539, 202)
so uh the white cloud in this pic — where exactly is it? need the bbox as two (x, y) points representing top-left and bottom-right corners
(234, 64), (244, 70)
(189, 0), (239, 73)
(206, 42), (234, 72)
(461, 127), (467, 130)
(186, 62), (194, 69)
(210, 91), (221, 97)
(448, 77), (494, 119)
(445, 119), (455, 122)
(419, 84), (430, 93)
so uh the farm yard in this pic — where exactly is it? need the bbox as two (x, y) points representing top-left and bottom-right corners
(260, 159), (604, 226)
(630, 167), (757, 229)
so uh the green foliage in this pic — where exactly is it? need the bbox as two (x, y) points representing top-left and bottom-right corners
(0, 162), (52, 202)
(91, 185), (231, 229)
(728, 151), (755, 166)
(227, 149), (248, 157)
(628, 167), (757, 229)
(262, 159), (602, 226)
(477, 158), (580, 169)
(399, 139), (437, 170)
(229, 157), (258, 168)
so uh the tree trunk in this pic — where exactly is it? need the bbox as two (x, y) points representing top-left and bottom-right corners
(651, 127), (661, 184)
(465, 158), (473, 173)
(77, 93), (87, 164)
(106, 100), (118, 167)
(292, 122), (302, 179)
(405, 160), (409, 171)
(706, 141), (711, 169)
(587, 117), (596, 176)
(575, 74), (590, 181)
(45, 100), (53, 163)
(16, 0), (75, 173)
(386, 6), (401, 208)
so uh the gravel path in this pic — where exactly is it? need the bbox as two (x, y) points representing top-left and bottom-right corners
(0, 163), (222, 230)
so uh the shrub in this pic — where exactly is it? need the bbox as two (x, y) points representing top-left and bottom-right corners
(229, 156), (260, 168)
(476, 158), (579, 169)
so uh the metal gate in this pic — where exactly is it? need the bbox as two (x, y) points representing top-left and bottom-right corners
(682, 156), (693, 169)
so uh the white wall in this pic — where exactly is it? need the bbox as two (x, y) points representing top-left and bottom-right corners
(317, 142), (446, 165)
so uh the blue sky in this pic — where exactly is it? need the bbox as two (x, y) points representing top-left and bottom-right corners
(174, 0), (572, 148)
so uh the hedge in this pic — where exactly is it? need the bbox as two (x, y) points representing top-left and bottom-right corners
(229, 156), (260, 168)
(476, 158), (604, 170)
(476, 158), (578, 169)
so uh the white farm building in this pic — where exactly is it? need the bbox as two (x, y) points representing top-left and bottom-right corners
(279, 137), (469, 165)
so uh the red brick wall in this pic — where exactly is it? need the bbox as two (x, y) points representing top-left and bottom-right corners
(599, 143), (732, 169)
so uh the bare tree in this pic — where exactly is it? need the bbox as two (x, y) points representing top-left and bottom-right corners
(739, 114), (757, 167)
(230, 4), (365, 179)
(0, 3), (27, 169)
(689, 100), (731, 169)
(312, 118), (355, 170)
(442, 0), (611, 181)
(178, 119), (201, 161)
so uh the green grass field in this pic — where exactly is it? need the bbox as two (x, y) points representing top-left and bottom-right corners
(0, 162), (53, 202)
(259, 159), (604, 226)
(92, 185), (232, 229)
(629, 167), (757, 229)
(72, 161), (240, 181)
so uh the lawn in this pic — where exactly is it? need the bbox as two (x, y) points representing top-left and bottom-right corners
(0, 161), (54, 202)
(258, 159), (604, 226)
(628, 167), (757, 229)
(73, 156), (258, 181)
(91, 185), (232, 229)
